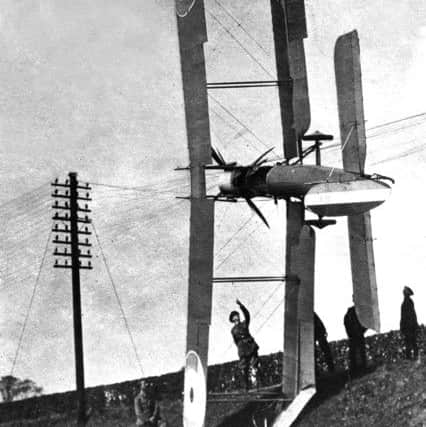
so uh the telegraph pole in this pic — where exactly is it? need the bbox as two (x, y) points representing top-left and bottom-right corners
(52, 172), (92, 426)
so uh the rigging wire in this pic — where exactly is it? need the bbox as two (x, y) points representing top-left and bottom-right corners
(206, 10), (274, 79)
(209, 94), (272, 151)
(91, 221), (145, 376)
(367, 111), (426, 131)
(253, 295), (284, 336)
(212, 0), (270, 56)
(10, 229), (52, 376)
(215, 213), (254, 258)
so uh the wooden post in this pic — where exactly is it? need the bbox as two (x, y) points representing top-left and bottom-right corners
(69, 172), (86, 427)
(52, 174), (93, 426)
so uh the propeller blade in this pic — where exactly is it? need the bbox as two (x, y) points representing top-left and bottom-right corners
(211, 147), (225, 165)
(250, 147), (275, 167)
(245, 197), (270, 228)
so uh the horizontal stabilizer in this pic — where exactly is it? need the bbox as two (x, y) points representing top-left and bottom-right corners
(348, 212), (380, 332)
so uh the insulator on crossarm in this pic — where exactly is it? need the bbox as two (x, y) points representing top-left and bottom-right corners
(88, 261), (92, 268)
(87, 249), (91, 256)
(54, 224), (58, 230)
(55, 259), (58, 266)
(84, 227), (88, 232)
(65, 202), (69, 208)
(54, 200), (58, 207)
(65, 236), (69, 242)
(55, 235), (59, 240)
(65, 179), (69, 185)
(85, 238), (89, 244)
(86, 193), (89, 198)
(54, 248), (58, 255)
(64, 248), (68, 253)
(65, 190), (69, 196)
(86, 183), (89, 188)
(54, 189), (58, 194)
(65, 260), (68, 265)
(65, 225), (69, 231)
(55, 178), (58, 184)
(85, 204), (88, 209)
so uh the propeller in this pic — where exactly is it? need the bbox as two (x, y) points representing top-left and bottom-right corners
(245, 197), (270, 228)
(249, 147), (275, 168)
(212, 146), (273, 228)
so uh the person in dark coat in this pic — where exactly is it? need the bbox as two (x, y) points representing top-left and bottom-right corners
(229, 299), (259, 390)
(400, 286), (419, 360)
(314, 312), (334, 372)
(344, 306), (367, 373)
(134, 381), (167, 427)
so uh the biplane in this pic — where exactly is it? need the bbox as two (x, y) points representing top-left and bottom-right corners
(174, 0), (393, 425)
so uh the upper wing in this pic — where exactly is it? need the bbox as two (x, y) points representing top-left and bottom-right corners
(271, 0), (310, 160)
(176, 0), (215, 366)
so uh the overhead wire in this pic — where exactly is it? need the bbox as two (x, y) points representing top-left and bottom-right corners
(92, 221), (145, 376)
(0, 182), (50, 211)
(10, 229), (51, 375)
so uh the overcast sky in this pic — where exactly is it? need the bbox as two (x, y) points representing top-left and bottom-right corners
(0, 0), (425, 394)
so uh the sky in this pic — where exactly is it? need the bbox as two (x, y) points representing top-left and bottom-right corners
(0, 0), (425, 394)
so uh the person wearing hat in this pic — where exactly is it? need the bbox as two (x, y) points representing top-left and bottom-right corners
(400, 286), (419, 360)
(229, 299), (259, 390)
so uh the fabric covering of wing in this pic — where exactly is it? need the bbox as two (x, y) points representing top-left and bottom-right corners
(271, 0), (310, 160)
(335, 31), (380, 331)
(176, 0), (215, 368)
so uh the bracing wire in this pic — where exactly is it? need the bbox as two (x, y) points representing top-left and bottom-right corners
(253, 296), (284, 336)
(206, 10), (274, 79)
(215, 213), (254, 258)
(367, 112), (426, 131)
(91, 221), (145, 376)
(212, 0), (270, 56)
(209, 94), (272, 151)
(10, 229), (52, 376)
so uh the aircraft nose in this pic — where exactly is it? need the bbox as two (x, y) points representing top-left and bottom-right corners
(218, 172), (234, 194)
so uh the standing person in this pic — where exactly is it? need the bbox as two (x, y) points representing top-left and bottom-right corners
(229, 299), (260, 391)
(400, 286), (419, 360)
(344, 306), (367, 374)
(134, 381), (167, 427)
(314, 312), (335, 372)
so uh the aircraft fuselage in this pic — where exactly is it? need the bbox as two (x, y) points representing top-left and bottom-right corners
(218, 163), (391, 217)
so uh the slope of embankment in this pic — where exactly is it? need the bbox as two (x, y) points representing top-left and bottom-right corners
(0, 327), (424, 426)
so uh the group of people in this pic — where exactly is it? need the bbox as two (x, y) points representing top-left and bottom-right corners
(133, 286), (420, 425)
(228, 286), (420, 390)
